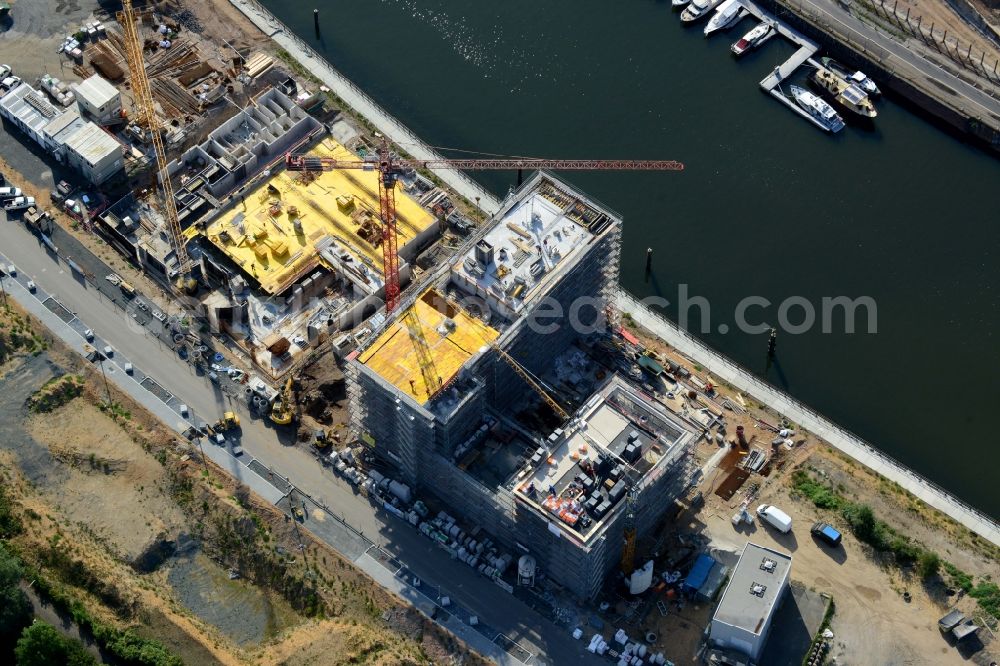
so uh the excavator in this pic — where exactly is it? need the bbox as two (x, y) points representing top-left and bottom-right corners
(270, 377), (294, 426)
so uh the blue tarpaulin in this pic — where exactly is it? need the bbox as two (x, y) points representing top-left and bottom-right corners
(683, 554), (717, 593)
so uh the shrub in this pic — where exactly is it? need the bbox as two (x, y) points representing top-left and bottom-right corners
(917, 551), (941, 580)
(943, 562), (973, 593)
(841, 503), (878, 543)
(0, 485), (22, 538)
(27, 375), (84, 413)
(791, 471), (843, 510)
(970, 582), (1000, 619)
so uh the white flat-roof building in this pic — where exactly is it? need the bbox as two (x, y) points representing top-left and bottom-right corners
(0, 82), (123, 185)
(41, 109), (87, 157)
(710, 542), (792, 662)
(62, 122), (123, 185)
(73, 74), (121, 123)
(0, 84), (64, 150)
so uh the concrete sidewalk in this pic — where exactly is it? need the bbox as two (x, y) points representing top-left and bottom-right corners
(615, 289), (1000, 547)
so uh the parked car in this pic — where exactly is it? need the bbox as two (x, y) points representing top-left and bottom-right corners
(0, 65), (10, 80)
(3, 196), (36, 211)
(84, 329), (94, 341)
(756, 504), (793, 533)
(1, 76), (22, 92)
(26, 280), (36, 293)
(0, 186), (22, 200)
(810, 522), (843, 546)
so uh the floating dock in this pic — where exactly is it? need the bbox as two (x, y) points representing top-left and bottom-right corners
(735, 0), (825, 130)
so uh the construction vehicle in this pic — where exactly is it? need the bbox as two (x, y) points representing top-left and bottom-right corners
(215, 411), (240, 431)
(270, 377), (294, 425)
(312, 429), (333, 450)
(286, 138), (682, 313)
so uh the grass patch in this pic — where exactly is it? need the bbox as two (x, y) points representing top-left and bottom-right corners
(943, 561), (974, 593)
(970, 582), (1000, 618)
(28, 375), (85, 413)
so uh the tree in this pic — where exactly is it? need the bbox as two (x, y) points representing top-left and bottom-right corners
(15, 622), (95, 666)
(0, 544), (31, 637)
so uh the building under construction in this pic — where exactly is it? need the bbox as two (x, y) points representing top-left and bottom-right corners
(346, 172), (696, 599)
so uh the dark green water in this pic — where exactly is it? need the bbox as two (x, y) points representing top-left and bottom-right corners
(263, 0), (1000, 516)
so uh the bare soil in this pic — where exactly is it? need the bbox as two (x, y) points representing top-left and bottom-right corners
(25, 400), (188, 563)
(159, 0), (270, 53)
(701, 487), (994, 666)
(295, 351), (350, 446)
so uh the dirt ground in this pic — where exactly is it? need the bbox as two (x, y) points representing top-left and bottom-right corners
(170, 0), (271, 53)
(295, 351), (350, 447)
(0, 0), (96, 86)
(890, 0), (1000, 63)
(0, 301), (488, 666)
(25, 400), (188, 563)
(700, 486), (993, 666)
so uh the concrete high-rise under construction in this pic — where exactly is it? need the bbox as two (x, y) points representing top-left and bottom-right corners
(345, 172), (696, 599)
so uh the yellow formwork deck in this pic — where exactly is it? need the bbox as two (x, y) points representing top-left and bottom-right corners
(202, 140), (436, 295)
(359, 290), (498, 405)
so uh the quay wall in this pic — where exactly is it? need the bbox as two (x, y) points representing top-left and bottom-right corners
(757, 0), (1000, 150)
(227, 0), (1000, 547)
(614, 290), (1000, 547)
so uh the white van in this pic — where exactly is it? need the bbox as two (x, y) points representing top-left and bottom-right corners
(0, 187), (22, 200)
(756, 504), (793, 533)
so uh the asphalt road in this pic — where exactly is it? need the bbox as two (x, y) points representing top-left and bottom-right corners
(0, 214), (606, 666)
(794, 0), (1000, 122)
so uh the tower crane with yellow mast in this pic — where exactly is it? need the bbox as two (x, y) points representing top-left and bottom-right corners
(117, 0), (189, 273)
